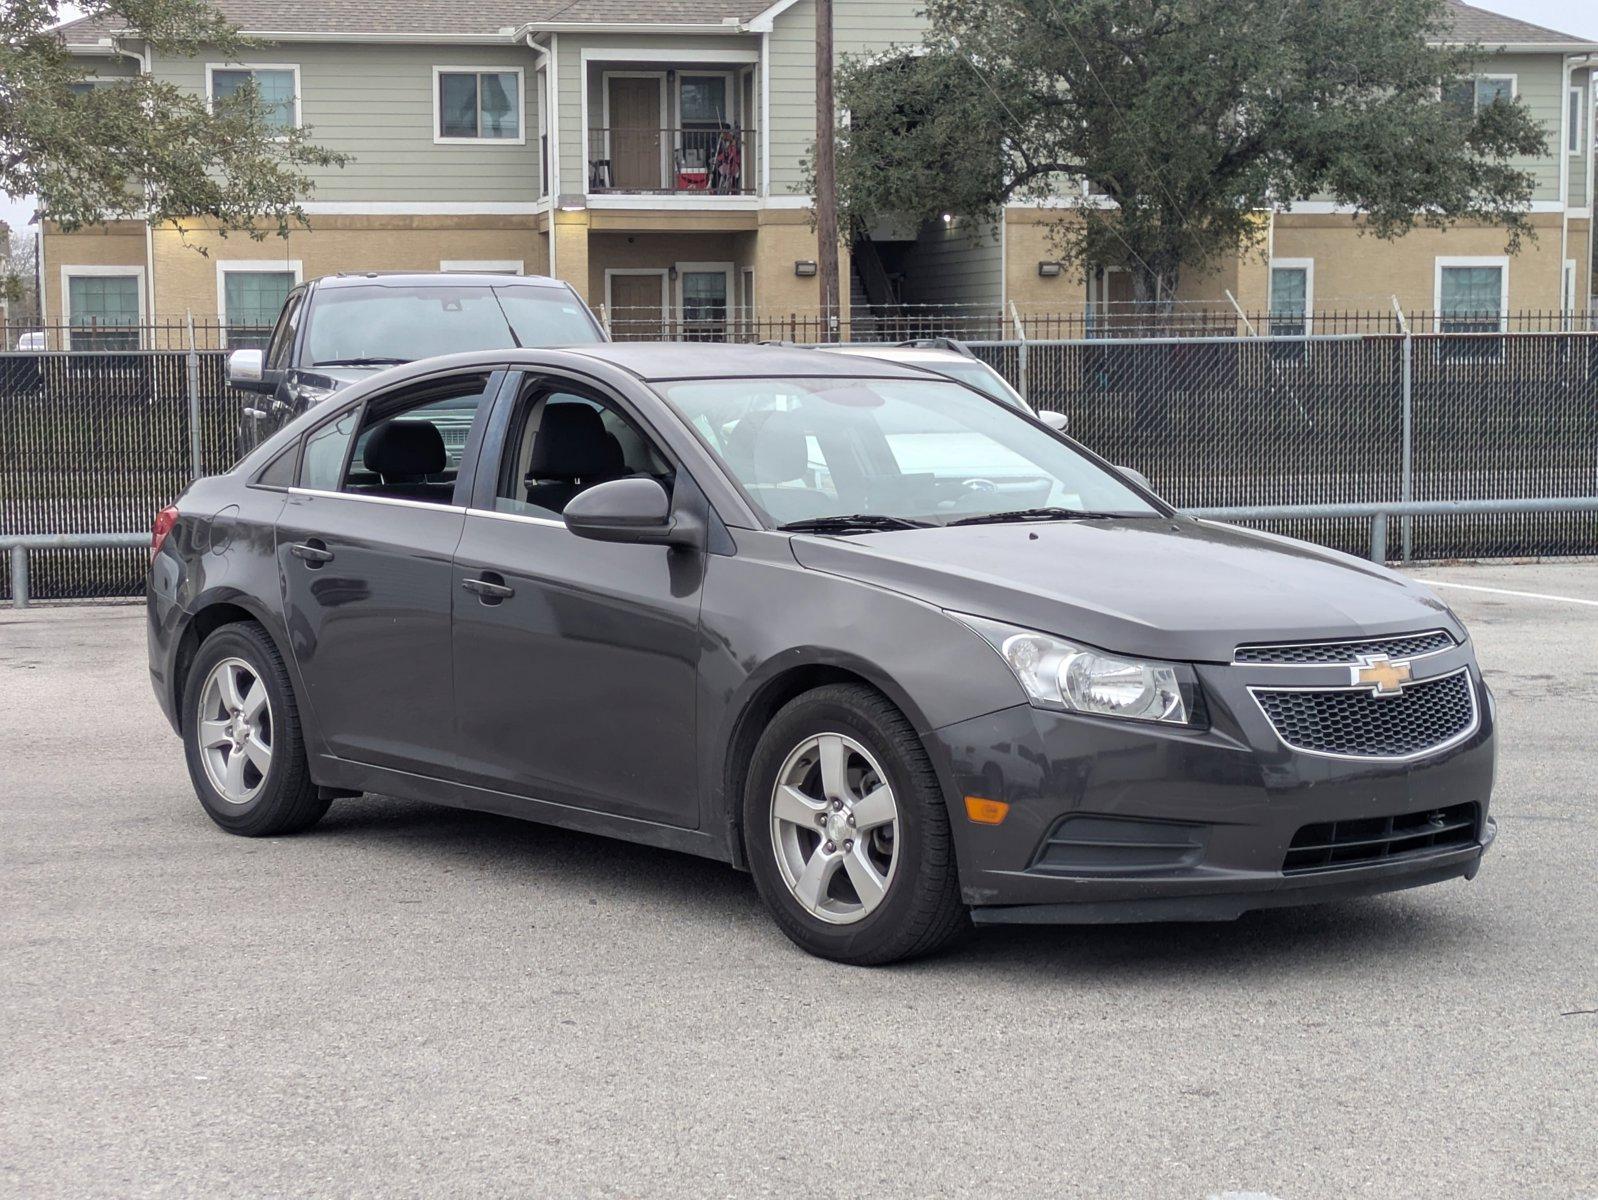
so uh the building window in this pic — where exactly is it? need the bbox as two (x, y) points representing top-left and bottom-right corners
(209, 65), (299, 130)
(436, 69), (522, 142)
(1570, 86), (1586, 156)
(66, 272), (141, 351)
(1438, 263), (1505, 332)
(1445, 75), (1515, 119)
(1268, 261), (1312, 337)
(221, 265), (299, 349)
(678, 264), (732, 341)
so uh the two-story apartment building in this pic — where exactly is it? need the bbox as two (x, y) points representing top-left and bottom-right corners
(40, 0), (1598, 341)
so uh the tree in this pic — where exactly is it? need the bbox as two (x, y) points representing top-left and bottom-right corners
(1, 0), (347, 242)
(3, 226), (39, 320)
(826, 0), (1548, 306)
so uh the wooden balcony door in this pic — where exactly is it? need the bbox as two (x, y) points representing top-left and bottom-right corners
(608, 271), (668, 340)
(607, 76), (663, 190)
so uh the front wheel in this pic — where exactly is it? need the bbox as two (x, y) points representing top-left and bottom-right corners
(743, 684), (968, 965)
(181, 622), (329, 837)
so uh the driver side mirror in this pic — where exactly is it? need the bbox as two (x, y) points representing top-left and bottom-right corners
(1117, 466), (1155, 494)
(226, 348), (275, 394)
(563, 477), (702, 548)
(1038, 410), (1069, 433)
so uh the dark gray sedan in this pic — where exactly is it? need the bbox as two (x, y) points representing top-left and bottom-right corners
(147, 345), (1495, 964)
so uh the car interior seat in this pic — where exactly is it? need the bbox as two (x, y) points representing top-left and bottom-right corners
(523, 401), (628, 514)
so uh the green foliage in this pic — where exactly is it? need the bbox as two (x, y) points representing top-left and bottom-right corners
(825, 0), (1548, 302)
(1, 0), (348, 243)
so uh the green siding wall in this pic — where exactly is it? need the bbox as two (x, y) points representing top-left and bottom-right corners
(151, 42), (543, 204)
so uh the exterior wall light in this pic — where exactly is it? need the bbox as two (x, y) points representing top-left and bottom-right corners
(1038, 261), (1064, 278)
(794, 260), (818, 277)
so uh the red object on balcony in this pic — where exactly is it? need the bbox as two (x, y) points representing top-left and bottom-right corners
(676, 168), (710, 190)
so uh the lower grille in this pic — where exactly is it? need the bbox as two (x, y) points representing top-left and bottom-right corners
(1252, 668), (1476, 759)
(1283, 802), (1480, 873)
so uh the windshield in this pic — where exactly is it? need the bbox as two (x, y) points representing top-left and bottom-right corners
(303, 284), (600, 365)
(925, 359), (1028, 410)
(659, 375), (1159, 527)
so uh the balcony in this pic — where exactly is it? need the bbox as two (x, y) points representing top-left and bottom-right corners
(584, 64), (757, 197)
(586, 126), (756, 195)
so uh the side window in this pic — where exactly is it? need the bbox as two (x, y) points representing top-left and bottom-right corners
(253, 441), (299, 489)
(265, 291), (303, 372)
(495, 383), (672, 519)
(342, 374), (493, 504)
(300, 408), (358, 491)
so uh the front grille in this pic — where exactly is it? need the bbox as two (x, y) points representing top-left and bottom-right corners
(1283, 802), (1480, 873)
(1252, 668), (1476, 758)
(1234, 630), (1455, 665)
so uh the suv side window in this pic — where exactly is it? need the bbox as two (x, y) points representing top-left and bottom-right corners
(496, 381), (672, 519)
(265, 291), (304, 372)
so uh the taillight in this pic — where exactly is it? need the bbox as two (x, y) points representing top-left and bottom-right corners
(151, 505), (179, 560)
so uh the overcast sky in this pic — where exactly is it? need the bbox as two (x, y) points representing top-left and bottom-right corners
(5, 0), (1597, 239)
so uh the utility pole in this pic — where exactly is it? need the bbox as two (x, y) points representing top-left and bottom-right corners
(814, 0), (840, 340)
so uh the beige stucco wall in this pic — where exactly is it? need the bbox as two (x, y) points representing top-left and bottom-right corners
(40, 222), (149, 321)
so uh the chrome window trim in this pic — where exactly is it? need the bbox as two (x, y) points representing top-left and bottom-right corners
(465, 505), (565, 529)
(1247, 666), (1479, 763)
(1232, 629), (1457, 667)
(287, 486), (467, 514)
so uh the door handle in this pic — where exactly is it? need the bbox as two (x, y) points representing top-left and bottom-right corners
(291, 540), (335, 566)
(462, 574), (514, 602)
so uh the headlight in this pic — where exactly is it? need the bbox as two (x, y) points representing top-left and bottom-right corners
(952, 613), (1192, 725)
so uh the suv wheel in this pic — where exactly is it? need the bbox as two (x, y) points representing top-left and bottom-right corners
(181, 622), (329, 837)
(743, 684), (968, 965)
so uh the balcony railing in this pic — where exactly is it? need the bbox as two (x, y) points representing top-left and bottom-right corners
(586, 126), (756, 195)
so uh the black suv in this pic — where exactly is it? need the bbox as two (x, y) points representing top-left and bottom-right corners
(226, 272), (605, 453)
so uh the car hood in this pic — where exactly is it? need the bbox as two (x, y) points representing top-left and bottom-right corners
(788, 517), (1461, 663)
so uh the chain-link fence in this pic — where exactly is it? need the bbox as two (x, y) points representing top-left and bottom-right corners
(3, 322), (1596, 602)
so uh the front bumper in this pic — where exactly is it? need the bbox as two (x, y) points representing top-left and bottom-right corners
(925, 653), (1497, 923)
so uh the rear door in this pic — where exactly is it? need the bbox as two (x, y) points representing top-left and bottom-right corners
(448, 370), (705, 826)
(276, 369), (503, 776)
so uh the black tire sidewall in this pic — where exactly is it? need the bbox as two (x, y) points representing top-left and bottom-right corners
(181, 624), (308, 836)
(743, 687), (958, 963)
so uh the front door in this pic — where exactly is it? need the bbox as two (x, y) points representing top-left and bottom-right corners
(450, 373), (704, 827)
(277, 371), (497, 776)
(608, 76), (662, 190)
(609, 273), (666, 340)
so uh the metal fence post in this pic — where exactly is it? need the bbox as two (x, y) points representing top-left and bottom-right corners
(185, 311), (203, 480)
(1370, 511), (1388, 564)
(1394, 298), (1413, 562)
(1010, 301), (1029, 403)
(9, 545), (28, 610)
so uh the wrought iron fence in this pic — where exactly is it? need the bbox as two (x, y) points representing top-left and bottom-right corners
(2, 322), (1595, 601)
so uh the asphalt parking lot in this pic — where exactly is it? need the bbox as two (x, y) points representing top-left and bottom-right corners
(2, 560), (1595, 1200)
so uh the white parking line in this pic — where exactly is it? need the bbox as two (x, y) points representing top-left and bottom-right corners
(1415, 579), (1598, 608)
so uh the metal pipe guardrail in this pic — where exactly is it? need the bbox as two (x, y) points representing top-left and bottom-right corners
(2, 533), (149, 609)
(4, 497), (1596, 607)
(1186, 497), (1598, 563)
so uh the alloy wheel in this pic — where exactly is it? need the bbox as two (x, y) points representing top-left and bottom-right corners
(769, 732), (900, 925)
(196, 657), (273, 805)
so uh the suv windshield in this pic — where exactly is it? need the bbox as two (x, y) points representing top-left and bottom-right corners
(303, 284), (600, 365)
(660, 375), (1158, 527)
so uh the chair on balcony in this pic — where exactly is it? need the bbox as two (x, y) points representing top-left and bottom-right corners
(674, 145), (710, 191)
(589, 158), (613, 191)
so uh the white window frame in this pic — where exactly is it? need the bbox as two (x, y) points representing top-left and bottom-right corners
(1434, 256), (1510, 331)
(1564, 259), (1578, 314)
(1570, 85), (1586, 156)
(604, 268), (671, 336)
(597, 71), (671, 190)
(1473, 74), (1517, 112)
(433, 66), (526, 146)
(675, 261), (735, 314)
(206, 63), (301, 132)
(1268, 257), (1315, 336)
(439, 260), (525, 274)
(60, 265), (146, 350)
(216, 260), (304, 345)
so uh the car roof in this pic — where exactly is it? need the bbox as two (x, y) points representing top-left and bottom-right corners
(553, 342), (936, 382)
(820, 345), (980, 367)
(310, 272), (572, 291)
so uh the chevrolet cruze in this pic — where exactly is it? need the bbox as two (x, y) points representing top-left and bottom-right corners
(147, 344), (1496, 964)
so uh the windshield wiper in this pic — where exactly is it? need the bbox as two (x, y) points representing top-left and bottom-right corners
(777, 514), (933, 534)
(311, 356), (410, 367)
(949, 507), (1136, 526)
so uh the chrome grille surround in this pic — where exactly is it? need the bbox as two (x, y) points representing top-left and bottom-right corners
(1233, 630), (1456, 666)
(1249, 667), (1479, 761)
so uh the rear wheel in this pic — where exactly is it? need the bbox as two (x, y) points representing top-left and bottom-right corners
(181, 622), (328, 836)
(743, 684), (968, 965)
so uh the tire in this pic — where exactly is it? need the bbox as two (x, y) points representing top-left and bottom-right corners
(181, 621), (329, 837)
(743, 684), (968, 965)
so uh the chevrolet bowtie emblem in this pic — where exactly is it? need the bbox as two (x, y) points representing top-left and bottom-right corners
(1351, 654), (1412, 696)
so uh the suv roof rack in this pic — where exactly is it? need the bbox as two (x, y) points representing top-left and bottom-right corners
(894, 337), (977, 359)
